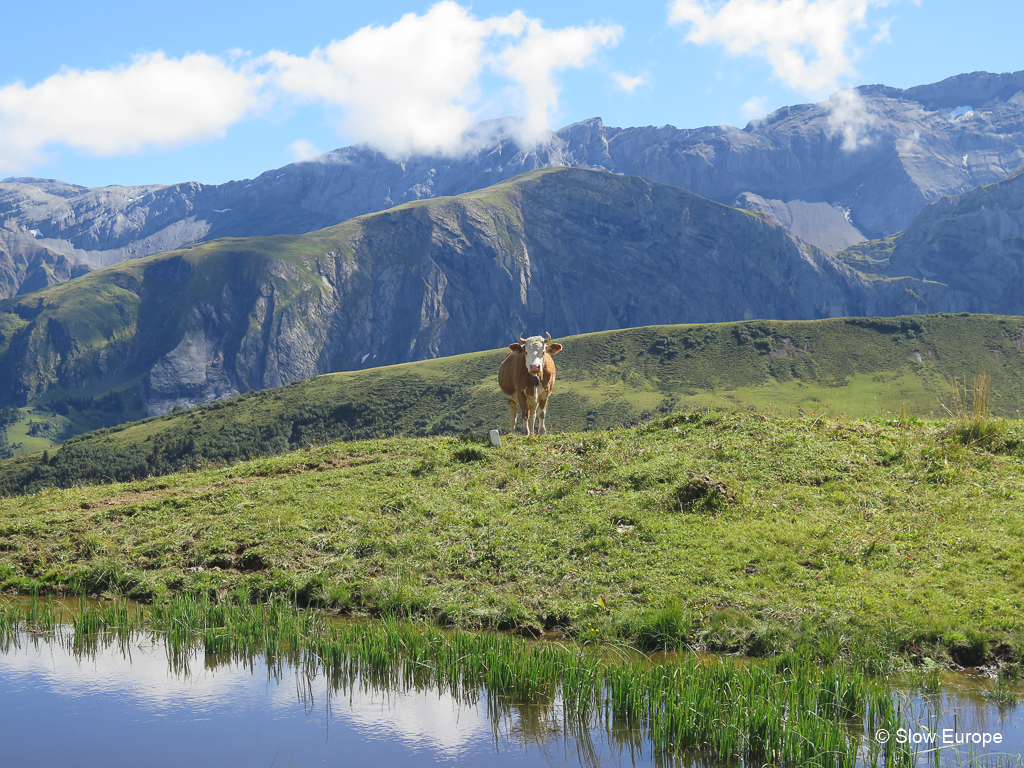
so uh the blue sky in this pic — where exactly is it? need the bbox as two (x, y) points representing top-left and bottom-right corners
(1, 0), (1021, 188)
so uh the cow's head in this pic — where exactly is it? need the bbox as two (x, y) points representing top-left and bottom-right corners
(509, 333), (562, 380)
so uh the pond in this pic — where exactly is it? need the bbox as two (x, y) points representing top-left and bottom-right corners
(0, 626), (668, 768)
(894, 672), (1024, 767)
(1, 599), (1023, 767)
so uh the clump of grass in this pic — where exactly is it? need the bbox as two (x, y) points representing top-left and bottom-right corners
(0, 601), (27, 647)
(22, 592), (62, 633)
(910, 658), (944, 697)
(940, 373), (1015, 451)
(619, 601), (693, 650)
(982, 670), (1021, 709)
(296, 575), (353, 610)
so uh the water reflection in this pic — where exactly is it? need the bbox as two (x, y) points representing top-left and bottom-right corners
(896, 674), (1024, 767)
(0, 629), (662, 768)
(1, 626), (1023, 767)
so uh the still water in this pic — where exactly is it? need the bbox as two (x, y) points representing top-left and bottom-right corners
(1, 626), (1023, 768)
(0, 628), (657, 768)
(896, 674), (1024, 767)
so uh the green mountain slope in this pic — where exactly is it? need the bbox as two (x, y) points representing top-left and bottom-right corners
(2, 312), (1022, 494)
(1, 167), (952, 454)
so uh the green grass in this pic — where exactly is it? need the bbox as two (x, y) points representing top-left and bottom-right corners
(2, 409), (1023, 669)
(4, 312), (1024, 493)
(1, 407), (72, 457)
(0, 593), (912, 767)
(835, 235), (899, 275)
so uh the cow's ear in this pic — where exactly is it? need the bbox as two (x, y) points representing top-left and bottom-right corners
(509, 343), (524, 352)
(546, 343), (563, 355)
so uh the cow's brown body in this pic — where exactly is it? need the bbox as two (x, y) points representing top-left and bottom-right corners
(498, 333), (562, 436)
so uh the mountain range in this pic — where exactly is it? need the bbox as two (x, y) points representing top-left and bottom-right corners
(839, 167), (1024, 313)
(1, 168), (907, 416)
(3, 70), (1024, 298)
(2, 69), (1024, 453)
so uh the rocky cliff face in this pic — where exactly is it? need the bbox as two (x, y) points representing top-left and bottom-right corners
(3, 71), (1024, 297)
(839, 168), (1024, 313)
(0, 168), (948, 417)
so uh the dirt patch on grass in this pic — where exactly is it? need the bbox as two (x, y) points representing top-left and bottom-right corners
(669, 476), (735, 512)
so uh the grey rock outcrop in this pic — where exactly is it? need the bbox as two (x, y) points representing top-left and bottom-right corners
(732, 193), (868, 254)
(842, 167), (1024, 313)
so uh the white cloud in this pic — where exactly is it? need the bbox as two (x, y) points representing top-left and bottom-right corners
(741, 95), (770, 121)
(895, 128), (920, 155)
(667, 0), (897, 95)
(267, 3), (489, 157)
(0, 52), (262, 173)
(267, 1), (621, 156)
(0, 2), (621, 173)
(826, 87), (876, 150)
(612, 72), (650, 94)
(287, 139), (323, 162)
(871, 17), (894, 44)
(494, 19), (623, 146)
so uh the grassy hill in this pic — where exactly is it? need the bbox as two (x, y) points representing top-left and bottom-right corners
(0, 167), (967, 454)
(2, 407), (1022, 666)
(2, 312), (1024, 494)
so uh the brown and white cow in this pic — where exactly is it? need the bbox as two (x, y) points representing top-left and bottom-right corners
(498, 332), (563, 436)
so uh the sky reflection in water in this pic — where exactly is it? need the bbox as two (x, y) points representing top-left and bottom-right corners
(0, 630), (656, 768)
(2, 629), (1024, 767)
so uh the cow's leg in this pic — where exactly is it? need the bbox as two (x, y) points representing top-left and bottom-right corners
(525, 393), (539, 437)
(506, 397), (519, 433)
(537, 395), (548, 435)
(517, 391), (531, 436)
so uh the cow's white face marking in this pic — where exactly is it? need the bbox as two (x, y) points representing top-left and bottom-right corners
(523, 336), (547, 376)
